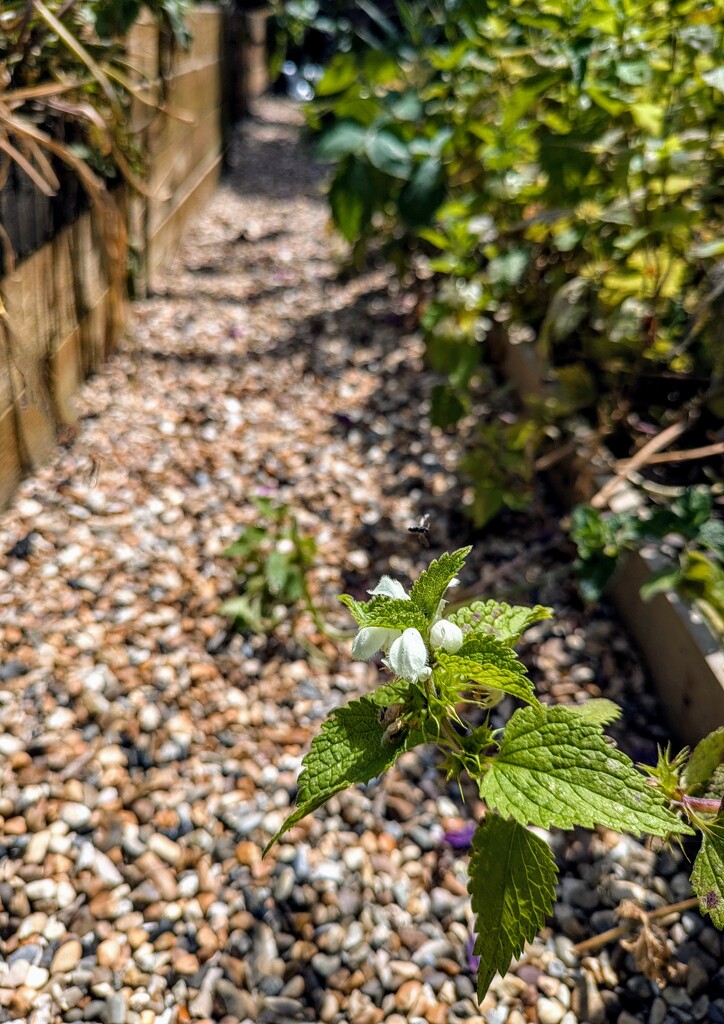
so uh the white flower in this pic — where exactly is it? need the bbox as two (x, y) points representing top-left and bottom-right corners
(388, 628), (429, 682)
(368, 576), (410, 600)
(351, 626), (400, 661)
(429, 619), (464, 653)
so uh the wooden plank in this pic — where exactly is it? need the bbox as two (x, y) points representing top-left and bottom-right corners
(146, 152), (222, 288)
(51, 327), (82, 424)
(0, 406), (22, 511)
(146, 108), (222, 233)
(611, 550), (724, 743)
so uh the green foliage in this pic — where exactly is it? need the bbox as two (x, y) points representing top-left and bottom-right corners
(436, 645), (537, 706)
(448, 599), (552, 645)
(304, 0), (723, 533)
(685, 729), (724, 794)
(469, 815), (558, 1001)
(222, 498), (317, 634)
(264, 694), (418, 852)
(265, 548), (724, 999)
(409, 546), (471, 617)
(480, 705), (691, 837)
(571, 488), (724, 637)
(691, 813), (724, 928)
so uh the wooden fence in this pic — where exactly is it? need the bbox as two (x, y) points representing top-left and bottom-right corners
(0, 4), (268, 510)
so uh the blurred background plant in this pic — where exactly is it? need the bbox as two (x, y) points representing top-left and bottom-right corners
(287, 0), (723, 609)
(221, 497), (352, 651)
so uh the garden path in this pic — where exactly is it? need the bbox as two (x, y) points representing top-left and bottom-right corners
(0, 100), (718, 1024)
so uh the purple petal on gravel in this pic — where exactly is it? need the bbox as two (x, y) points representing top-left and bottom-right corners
(443, 822), (477, 848)
(466, 933), (480, 972)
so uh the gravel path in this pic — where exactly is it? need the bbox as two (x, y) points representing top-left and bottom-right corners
(0, 100), (721, 1024)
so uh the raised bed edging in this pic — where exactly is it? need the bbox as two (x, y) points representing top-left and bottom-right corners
(494, 332), (724, 746)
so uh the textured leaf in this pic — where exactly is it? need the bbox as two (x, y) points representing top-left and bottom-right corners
(436, 645), (537, 706)
(481, 706), (692, 837)
(365, 129), (412, 179)
(684, 728), (724, 794)
(448, 600), (552, 646)
(339, 594), (428, 632)
(329, 158), (375, 242)
(398, 156), (446, 226)
(315, 120), (367, 161)
(562, 699), (622, 726)
(691, 816), (724, 928)
(265, 696), (412, 852)
(409, 547), (472, 619)
(469, 814), (558, 1000)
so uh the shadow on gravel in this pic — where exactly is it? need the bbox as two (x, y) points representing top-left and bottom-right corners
(224, 115), (324, 201)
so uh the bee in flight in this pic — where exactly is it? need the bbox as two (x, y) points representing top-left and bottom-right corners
(408, 513), (431, 547)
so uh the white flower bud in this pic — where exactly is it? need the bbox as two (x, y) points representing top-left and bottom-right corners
(367, 576), (409, 600)
(352, 626), (399, 660)
(388, 628), (429, 682)
(429, 619), (464, 653)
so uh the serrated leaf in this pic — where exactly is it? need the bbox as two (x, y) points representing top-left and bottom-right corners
(339, 594), (428, 632)
(481, 705), (692, 837)
(436, 645), (538, 706)
(562, 699), (622, 726)
(469, 814), (558, 1001)
(684, 728), (724, 794)
(691, 815), (724, 928)
(409, 547), (472, 619)
(264, 696), (414, 853)
(370, 679), (412, 706)
(448, 600), (552, 646)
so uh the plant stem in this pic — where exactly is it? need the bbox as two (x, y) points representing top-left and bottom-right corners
(300, 572), (355, 642)
(571, 897), (699, 956)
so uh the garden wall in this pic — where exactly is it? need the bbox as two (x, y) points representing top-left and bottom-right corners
(0, 3), (262, 510)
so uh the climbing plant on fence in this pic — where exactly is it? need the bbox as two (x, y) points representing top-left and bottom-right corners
(304, 0), (723, 592)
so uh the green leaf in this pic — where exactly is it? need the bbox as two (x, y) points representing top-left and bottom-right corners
(631, 102), (664, 136)
(702, 67), (724, 94)
(691, 816), (724, 928)
(329, 158), (375, 242)
(339, 594), (428, 632)
(481, 705), (693, 837)
(469, 814), (558, 1000)
(409, 547), (472, 619)
(429, 383), (467, 428)
(639, 566), (682, 602)
(398, 156), (446, 227)
(264, 551), (289, 596)
(316, 52), (359, 96)
(448, 600), (552, 645)
(364, 130), (412, 179)
(684, 728), (724, 794)
(436, 645), (538, 706)
(264, 696), (413, 852)
(561, 699), (622, 726)
(219, 594), (265, 633)
(315, 121), (367, 161)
